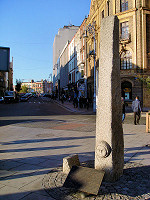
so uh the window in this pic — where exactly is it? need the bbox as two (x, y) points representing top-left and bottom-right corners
(107, 0), (110, 16)
(121, 0), (128, 12)
(81, 70), (84, 78)
(102, 10), (104, 19)
(120, 51), (132, 69)
(121, 21), (129, 40)
(69, 74), (71, 81)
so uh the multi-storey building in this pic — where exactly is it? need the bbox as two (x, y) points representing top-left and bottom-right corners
(77, 18), (87, 98)
(53, 25), (79, 96)
(21, 79), (52, 94)
(68, 35), (76, 89)
(0, 56), (13, 96)
(8, 57), (13, 91)
(60, 41), (69, 92)
(86, 0), (150, 107)
(54, 19), (87, 99)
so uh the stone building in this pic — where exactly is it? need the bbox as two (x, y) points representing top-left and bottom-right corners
(86, 0), (150, 107)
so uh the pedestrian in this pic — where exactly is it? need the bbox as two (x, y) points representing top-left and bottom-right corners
(132, 96), (142, 125)
(121, 97), (125, 123)
(60, 95), (64, 104)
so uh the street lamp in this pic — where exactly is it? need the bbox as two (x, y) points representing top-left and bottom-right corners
(86, 21), (96, 112)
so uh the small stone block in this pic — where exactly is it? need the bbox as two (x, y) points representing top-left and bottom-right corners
(63, 154), (80, 174)
(63, 166), (105, 195)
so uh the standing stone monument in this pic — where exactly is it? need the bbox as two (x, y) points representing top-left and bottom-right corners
(95, 16), (124, 182)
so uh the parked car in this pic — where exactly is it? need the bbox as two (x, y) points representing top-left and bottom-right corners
(0, 96), (4, 103)
(20, 93), (30, 102)
(43, 93), (51, 98)
(4, 91), (19, 103)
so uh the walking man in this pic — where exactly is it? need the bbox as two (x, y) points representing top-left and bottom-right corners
(132, 96), (142, 125)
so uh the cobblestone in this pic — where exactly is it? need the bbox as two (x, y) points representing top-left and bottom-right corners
(42, 161), (150, 200)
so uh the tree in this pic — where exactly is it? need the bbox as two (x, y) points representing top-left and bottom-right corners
(15, 79), (22, 92)
(137, 75), (150, 90)
(20, 85), (28, 93)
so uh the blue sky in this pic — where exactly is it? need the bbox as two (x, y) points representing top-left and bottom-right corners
(0, 0), (91, 84)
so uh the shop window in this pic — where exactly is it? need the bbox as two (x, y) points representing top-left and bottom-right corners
(120, 51), (132, 70)
(121, 81), (132, 100)
(121, 0), (128, 12)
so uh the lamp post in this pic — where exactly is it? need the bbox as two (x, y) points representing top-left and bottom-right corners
(87, 22), (96, 112)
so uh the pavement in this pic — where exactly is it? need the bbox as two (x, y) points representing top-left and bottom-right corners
(0, 100), (150, 200)
(53, 99), (94, 114)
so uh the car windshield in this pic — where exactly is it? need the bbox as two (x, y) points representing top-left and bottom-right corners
(5, 91), (14, 96)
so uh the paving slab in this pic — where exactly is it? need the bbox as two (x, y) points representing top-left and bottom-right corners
(0, 185), (31, 200)
(19, 177), (50, 197)
(0, 112), (150, 199)
(0, 169), (16, 179)
(0, 160), (24, 171)
(20, 192), (54, 200)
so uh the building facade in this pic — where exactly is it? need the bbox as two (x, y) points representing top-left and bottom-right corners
(21, 79), (52, 94)
(53, 25), (79, 95)
(54, 19), (87, 100)
(86, 0), (150, 107)
(76, 18), (87, 98)
(0, 57), (13, 96)
(60, 41), (69, 92)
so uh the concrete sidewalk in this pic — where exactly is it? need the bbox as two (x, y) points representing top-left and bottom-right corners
(54, 99), (150, 116)
(0, 113), (150, 199)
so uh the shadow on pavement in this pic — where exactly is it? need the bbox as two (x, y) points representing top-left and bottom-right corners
(1, 136), (95, 145)
(0, 118), (67, 127)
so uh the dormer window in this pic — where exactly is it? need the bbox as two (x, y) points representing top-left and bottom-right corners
(121, 0), (128, 12)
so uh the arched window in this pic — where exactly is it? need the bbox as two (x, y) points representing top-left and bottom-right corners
(120, 50), (132, 70)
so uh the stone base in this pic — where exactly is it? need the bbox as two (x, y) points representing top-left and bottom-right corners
(63, 154), (80, 175)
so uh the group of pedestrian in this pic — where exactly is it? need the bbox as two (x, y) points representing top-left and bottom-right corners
(73, 96), (90, 110)
(122, 96), (142, 125)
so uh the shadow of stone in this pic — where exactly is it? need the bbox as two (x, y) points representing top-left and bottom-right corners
(43, 162), (150, 200)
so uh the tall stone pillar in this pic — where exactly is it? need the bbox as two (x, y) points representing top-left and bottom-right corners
(95, 16), (124, 182)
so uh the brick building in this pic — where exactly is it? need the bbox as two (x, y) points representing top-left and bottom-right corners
(21, 79), (52, 94)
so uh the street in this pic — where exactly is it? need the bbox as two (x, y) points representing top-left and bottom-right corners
(0, 96), (95, 130)
(0, 98), (150, 200)
(0, 97), (96, 200)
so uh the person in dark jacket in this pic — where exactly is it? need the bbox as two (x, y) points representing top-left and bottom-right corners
(132, 96), (142, 125)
